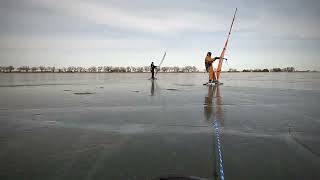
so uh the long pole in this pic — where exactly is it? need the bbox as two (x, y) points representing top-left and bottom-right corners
(155, 52), (167, 76)
(216, 8), (237, 81)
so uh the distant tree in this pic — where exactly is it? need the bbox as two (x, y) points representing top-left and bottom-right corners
(126, 66), (132, 72)
(183, 66), (192, 72)
(39, 66), (46, 72)
(17, 66), (23, 72)
(262, 69), (269, 72)
(285, 67), (295, 72)
(88, 66), (97, 72)
(161, 67), (168, 72)
(228, 68), (238, 72)
(184, 66), (196, 72)
(289, 67), (295, 72)
(98, 66), (103, 72)
(192, 66), (198, 72)
(103, 66), (112, 72)
(120, 67), (127, 72)
(117, 67), (123, 72)
(7, 66), (14, 72)
(17, 66), (29, 72)
(109, 66), (114, 72)
(253, 69), (262, 72)
(1, 66), (6, 72)
(272, 68), (282, 72)
(46, 66), (54, 72)
(136, 67), (143, 72)
(24, 66), (30, 72)
(67, 66), (76, 72)
(76, 67), (85, 72)
(31, 67), (38, 72)
(173, 66), (180, 72)
(144, 66), (150, 72)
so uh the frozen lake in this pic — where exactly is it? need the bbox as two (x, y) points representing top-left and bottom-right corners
(0, 72), (320, 180)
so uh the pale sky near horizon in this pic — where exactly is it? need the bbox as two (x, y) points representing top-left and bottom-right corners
(0, 0), (319, 71)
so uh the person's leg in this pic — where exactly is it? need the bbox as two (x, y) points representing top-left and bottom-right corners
(209, 66), (213, 82)
(212, 69), (216, 82)
(151, 70), (154, 79)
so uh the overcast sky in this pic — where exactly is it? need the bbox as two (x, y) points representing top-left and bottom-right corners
(0, 0), (319, 70)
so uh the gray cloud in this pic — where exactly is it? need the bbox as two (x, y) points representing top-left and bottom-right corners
(0, 0), (319, 70)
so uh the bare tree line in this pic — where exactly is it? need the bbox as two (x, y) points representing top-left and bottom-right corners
(1, 66), (314, 73)
(0, 66), (200, 73)
(229, 67), (315, 72)
(241, 67), (296, 72)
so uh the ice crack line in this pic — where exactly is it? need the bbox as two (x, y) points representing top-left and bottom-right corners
(213, 118), (225, 180)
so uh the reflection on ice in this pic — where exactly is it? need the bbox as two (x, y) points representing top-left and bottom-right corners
(203, 85), (224, 126)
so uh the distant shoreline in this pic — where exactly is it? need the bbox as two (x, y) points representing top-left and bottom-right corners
(2, 66), (318, 73)
(0, 71), (318, 74)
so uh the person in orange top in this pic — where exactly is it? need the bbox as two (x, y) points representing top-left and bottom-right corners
(205, 52), (220, 83)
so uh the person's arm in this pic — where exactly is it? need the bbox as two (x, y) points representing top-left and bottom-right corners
(214, 57), (228, 60)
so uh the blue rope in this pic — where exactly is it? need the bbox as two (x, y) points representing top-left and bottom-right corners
(213, 118), (225, 180)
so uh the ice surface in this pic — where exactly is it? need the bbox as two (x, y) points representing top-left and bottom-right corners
(0, 73), (319, 180)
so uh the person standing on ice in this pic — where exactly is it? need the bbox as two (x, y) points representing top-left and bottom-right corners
(205, 52), (220, 83)
(150, 62), (157, 80)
